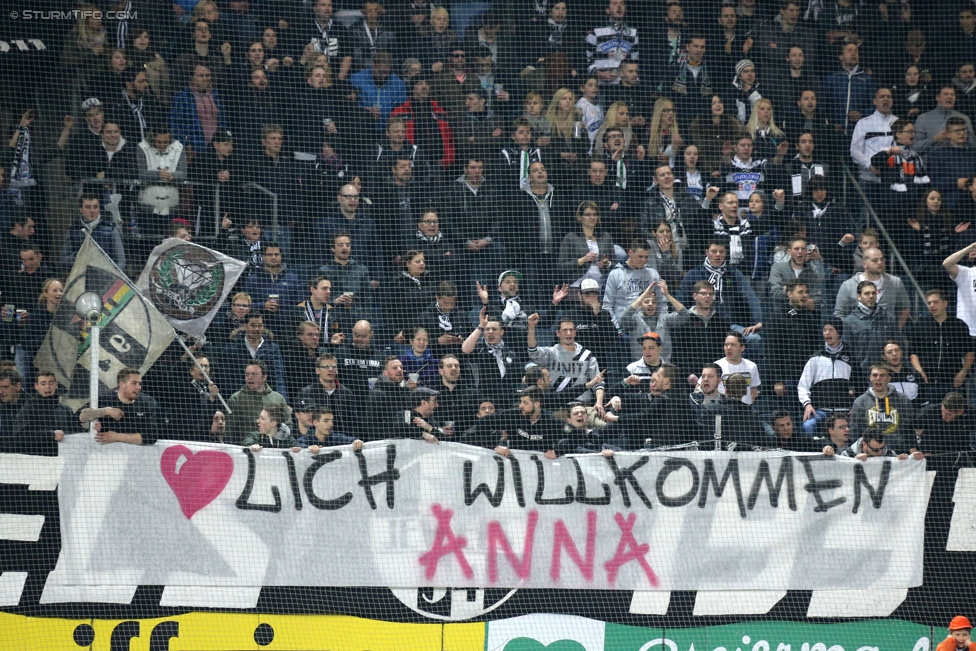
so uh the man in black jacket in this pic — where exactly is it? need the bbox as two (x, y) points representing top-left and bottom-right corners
(442, 157), (506, 306)
(432, 354), (478, 435)
(907, 289), (975, 405)
(8, 371), (73, 455)
(606, 362), (701, 448)
(79, 368), (160, 446)
(367, 356), (417, 433)
(299, 352), (355, 436)
(461, 308), (523, 407)
(333, 319), (385, 406)
(764, 280), (823, 393)
(189, 129), (248, 221)
(464, 387), (563, 457)
(163, 355), (221, 439)
(912, 392), (976, 454)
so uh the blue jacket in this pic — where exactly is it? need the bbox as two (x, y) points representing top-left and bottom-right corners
(350, 69), (407, 131)
(170, 87), (229, 151)
(677, 264), (763, 327)
(822, 67), (874, 132)
(60, 216), (126, 270)
(219, 337), (288, 400)
(929, 144), (976, 210)
(242, 265), (302, 313)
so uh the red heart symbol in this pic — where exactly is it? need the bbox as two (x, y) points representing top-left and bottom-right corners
(160, 445), (234, 519)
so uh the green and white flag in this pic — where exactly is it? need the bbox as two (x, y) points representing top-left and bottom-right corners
(136, 238), (246, 340)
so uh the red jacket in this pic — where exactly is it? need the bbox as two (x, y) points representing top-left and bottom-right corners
(936, 638), (976, 651)
(389, 99), (455, 168)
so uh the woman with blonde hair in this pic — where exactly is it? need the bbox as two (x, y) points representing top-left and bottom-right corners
(546, 88), (589, 181)
(745, 98), (787, 161)
(22, 279), (64, 382)
(593, 102), (645, 158)
(62, 4), (107, 85)
(647, 98), (683, 168)
(558, 201), (615, 287)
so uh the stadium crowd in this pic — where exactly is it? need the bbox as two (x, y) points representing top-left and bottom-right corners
(4, 0), (976, 459)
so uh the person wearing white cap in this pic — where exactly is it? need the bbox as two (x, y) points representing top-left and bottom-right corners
(729, 58), (761, 123)
(59, 98), (106, 181)
(557, 278), (620, 367)
(476, 269), (568, 352)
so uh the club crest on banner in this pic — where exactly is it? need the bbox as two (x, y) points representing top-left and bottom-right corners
(147, 244), (225, 319)
(137, 238), (247, 340)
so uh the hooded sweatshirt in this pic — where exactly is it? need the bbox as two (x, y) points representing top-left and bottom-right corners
(602, 261), (665, 327)
(849, 386), (914, 451)
(243, 423), (296, 447)
(527, 341), (605, 403)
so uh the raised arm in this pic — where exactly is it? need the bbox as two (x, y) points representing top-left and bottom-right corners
(943, 242), (976, 279)
(461, 307), (487, 354)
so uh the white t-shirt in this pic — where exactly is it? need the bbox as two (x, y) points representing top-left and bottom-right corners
(954, 265), (976, 336)
(716, 357), (761, 405)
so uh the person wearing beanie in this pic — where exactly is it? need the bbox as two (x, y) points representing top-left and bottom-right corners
(936, 616), (976, 651)
(796, 317), (856, 436)
(728, 58), (761, 123)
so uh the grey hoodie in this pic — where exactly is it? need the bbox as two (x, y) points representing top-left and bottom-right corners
(849, 387), (914, 452)
(602, 262), (665, 327)
(527, 341), (604, 403)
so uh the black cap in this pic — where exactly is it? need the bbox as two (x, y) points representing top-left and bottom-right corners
(213, 129), (233, 143)
(294, 398), (317, 412)
(414, 387), (440, 398)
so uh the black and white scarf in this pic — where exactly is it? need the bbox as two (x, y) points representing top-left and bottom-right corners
(417, 229), (443, 245)
(500, 294), (523, 322)
(547, 18), (567, 45)
(485, 341), (507, 376)
(8, 127), (35, 206)
(436, 304), (453, 332)
(122, 89), (148, 142)
(856, 301), (878, 316)
(304, 302), (329, 337)
(402, 271), (422, 286)
(703, 257), (728, 302)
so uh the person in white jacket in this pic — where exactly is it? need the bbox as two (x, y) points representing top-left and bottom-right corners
(797, 318), (856, 437)
(849, 87), (897, 189)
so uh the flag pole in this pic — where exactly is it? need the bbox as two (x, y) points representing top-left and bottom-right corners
(176, 335), (231, 413)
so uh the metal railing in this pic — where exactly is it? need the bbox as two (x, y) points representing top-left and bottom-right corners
(77, 178), (279, 239)
(841, 165), (928, 316)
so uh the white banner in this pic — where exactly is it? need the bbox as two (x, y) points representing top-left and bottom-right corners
(54, 437), (926, 591)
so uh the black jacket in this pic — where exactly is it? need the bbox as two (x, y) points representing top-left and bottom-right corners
(7, 393), (75, 455)
(465, 408), (564, 453)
